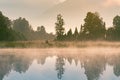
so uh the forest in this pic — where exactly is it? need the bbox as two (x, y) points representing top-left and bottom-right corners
(0, 11), (120, 41)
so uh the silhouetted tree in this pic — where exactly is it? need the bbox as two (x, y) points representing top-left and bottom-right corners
(80, 12), (106, 40)
(113, 15), (120, 40)
(106, 15), (120, 40)
(66, 29), (73, 40)
(55, 14), (65, 41)
(37, 26), (46, 33)
(106, 27), (115, 40)
(35, 26), (54, 40)
(0, 11), (24, 41)
(13, 17), (33, 40)
(13, 17), (32, 32)
(0, 11), (11, 41)
(73, 27), (79, 40)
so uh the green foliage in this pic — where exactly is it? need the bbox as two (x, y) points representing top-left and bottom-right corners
(13, 17), (33, 40)
(73, 27), (79, 40)
(66, 29), (73, 40)
(80, 12), (106, 40)
(35, 26), (55, 40)
(0, 11), (11, 41)
(37, 26), (46, 34)
(113, 15), (120, 40)
(0, 11), (54, 41)
(2, 10), (120, 42)
(113, 15), (120, 30)
(107, 15), (120, 40)
(0, 11), (25, 41)
(55, 14), (65, 41)
(13, 17), (32, 32)
(106, 27), (115, 40)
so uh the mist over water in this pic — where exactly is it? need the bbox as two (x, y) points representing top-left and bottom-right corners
(0, 48), (120, 80)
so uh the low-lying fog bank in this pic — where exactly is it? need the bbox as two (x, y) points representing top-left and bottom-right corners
(0, 41), (120, 48)
(0, 47), (120, 55)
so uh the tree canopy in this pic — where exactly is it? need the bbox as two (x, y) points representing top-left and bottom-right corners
(0, 11), (25, 41)
(1, 10), (120, 41)
(80, 12), (106, 40)
(55, 14), (65, 41)
(107, 15), (120, 40)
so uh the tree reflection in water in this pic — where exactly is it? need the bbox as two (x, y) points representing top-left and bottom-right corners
(82, 54), (106, 80)
(56, 56), (65, 79)
(0, 50), (120, 80)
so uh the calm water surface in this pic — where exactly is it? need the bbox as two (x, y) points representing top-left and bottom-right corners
(0, 48), (120, 80)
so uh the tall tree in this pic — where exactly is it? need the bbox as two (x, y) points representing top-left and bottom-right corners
(106, 27), (115, 40)
(55, 14), (65, 41)
(73, 27), (79, 40)
(13, 17), (32, 33)
(113, 15), (120, 30)
(66, 29), (73, 40)
(113, 15), (120, 40)
(0, 11), (16, 41)
(80, 12), (106, 40)
(13, 17), (33, 40)
(0, 11), (10, 41)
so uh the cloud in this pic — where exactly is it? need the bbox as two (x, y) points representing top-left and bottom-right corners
(103, 0), (120, 7)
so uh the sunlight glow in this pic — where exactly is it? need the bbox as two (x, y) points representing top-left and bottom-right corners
(103, 0), (120, 7)
(59, 0), (66, 3)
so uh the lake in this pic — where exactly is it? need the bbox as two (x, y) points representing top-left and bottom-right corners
(0, 48), (120, 80)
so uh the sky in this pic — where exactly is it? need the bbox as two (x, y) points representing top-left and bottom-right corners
(0, 0), (120, 33)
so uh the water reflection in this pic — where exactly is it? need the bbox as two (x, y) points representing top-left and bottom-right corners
(56, 56), (65, 79)
(0, 49), (120, 80)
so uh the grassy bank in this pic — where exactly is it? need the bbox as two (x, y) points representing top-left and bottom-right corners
(0, 41), (120, 48)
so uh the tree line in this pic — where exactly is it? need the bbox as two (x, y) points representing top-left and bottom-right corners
(55, 12), (120, 41)
(0, 11), (54, 41)
(1, 11), (120, 41)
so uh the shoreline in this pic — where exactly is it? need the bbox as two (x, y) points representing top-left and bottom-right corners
(0, 41), (120, 48)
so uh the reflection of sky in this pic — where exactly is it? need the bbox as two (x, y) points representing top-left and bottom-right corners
(99, 65), (120, 80)
(3, 56), (87, 80)
(3, 57), (57, 80)
(3, 56), (120, 80)
(63, 60), (87, 80)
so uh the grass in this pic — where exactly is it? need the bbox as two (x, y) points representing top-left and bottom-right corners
(0, 40), (120, 48)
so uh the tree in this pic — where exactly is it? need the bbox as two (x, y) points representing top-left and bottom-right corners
(113, 15), (120, 30)
(13, 17), (33, 40)
(55, 14), (65, 41)
(80, 12), (106, 40)
(66, 29), (73, 40)
(113, 15), (120, 40)
(0, 11), (11, 41)
(106, 27), (115, 40)
(13, 17), (32, 33)
(106, 15), (120, 40)
(0, 11), (16, 41)
(37, 26), (46, 34)
(73, 27), (79, 40)
(35, 26), (55, 40)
